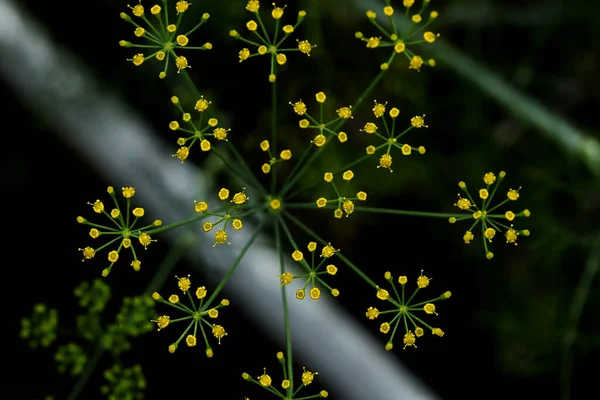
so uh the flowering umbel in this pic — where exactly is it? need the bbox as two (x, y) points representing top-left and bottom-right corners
(242, 351), (328, 398)
(77, 186), (162, 277)
(355, 0), (439, 71)
(278, 242), (340, 300)
(315, 171), (367, 219)
(291, 91), (352, 147)
(362, 101), (427, 172)
(151, 276), (230, 357)
(230, 1), (314, 82)
(119, 0), (212, 78)
(169, 95), (229, 162)
(367, 270), (450, 350)
(450, 171), (531, 259)
(193, 187), (249, 246)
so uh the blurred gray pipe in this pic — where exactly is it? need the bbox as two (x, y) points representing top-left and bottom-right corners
(0, 1), (441, 399)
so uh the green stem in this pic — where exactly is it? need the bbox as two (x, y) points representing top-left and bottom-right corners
(274, 218), (294, 393)
(286, 203), (463, 220)
(279, 68), (389, 198)
(145, 213), (206, 235)
(271, 79), (278, 194)
(354, 206), (462, 219)
(560, 236), (600, 400)
(226, 141), (268, 197)
(202, 219), (266, 309)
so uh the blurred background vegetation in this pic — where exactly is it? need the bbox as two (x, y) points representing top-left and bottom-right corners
(4, 0), (600, 398)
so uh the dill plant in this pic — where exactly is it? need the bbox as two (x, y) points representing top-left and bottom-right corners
(21, 0), (533, 398)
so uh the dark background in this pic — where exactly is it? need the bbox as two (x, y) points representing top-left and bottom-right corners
(4, 0), (600, 399)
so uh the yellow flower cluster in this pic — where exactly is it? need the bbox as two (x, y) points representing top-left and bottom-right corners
(291, 92), (351, 147)
(367, 270), (450, 350)
(355, 0), (439, 71)
(169, 95), (229, 163)
(315, 171), (367, 218)
(278, 241), (340, 300)
(362, 101), (427, 172)
(194, 188), (250, 246)
(450, 171), (531, 259)
(77, 186), (162, 277)
(120, 0), (212, 78)
(230, 1), (314, 82)
(151, 276), (230, 357)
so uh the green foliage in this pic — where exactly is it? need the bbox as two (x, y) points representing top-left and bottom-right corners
(101, 364), (146, 400)
(20, 303), (58, 348)
(55, 343), (87, 376)
(74, 279), (111, 313)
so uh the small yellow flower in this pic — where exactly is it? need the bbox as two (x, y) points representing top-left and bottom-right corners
(365, 307), (379, 320)
(177, 276), (191, 292)
(423, 303), (437, 315)
(218, 188), (230, 200)
(130, 259), (141, 271)
(376, 288), (389, 300)
(378, 154), (393, 171)
(373, 100), (387, 118)
(297, 40), (315, 55)
(410, 114), (428, 128)
(301, 367), (317, 385)
(258, 370), (272, 386)
(246, 20), (258, 31)
(291, 101), (307, 115)
(186, 335), (197, 347)
(152, 315), (170, 330)
(416, 270), (430, 288)
(507, 189), (520, 200)
(176, 35), (189, 46)
(321, 243), (338, 258)
(483, 172), (496, 185)
(292, 250), (304, 261)
(194, 201), (208, 213)
(246, 0), (259, 12)
(337, 106), (353, 119)
(175, 1), (190, 14)
(403, 331), (417, 348)
(212, 324), (227, 344)
(175, 56), (190, 73)
(423, 31), (438, 43)
(463, 231), (474, 244)
(309, 287), (321, 300)
(196, 286), (207, 299)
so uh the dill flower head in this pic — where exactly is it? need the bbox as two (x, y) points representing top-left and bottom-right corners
(152, 276), (230, 355)
(232, 2), (314, 82)
(77, 186), (161, 276)
(356, 1), (439, 71)
(451, 172), (530, 259)
(120, 0), (212, 78)
(367, 270), (450, 350)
